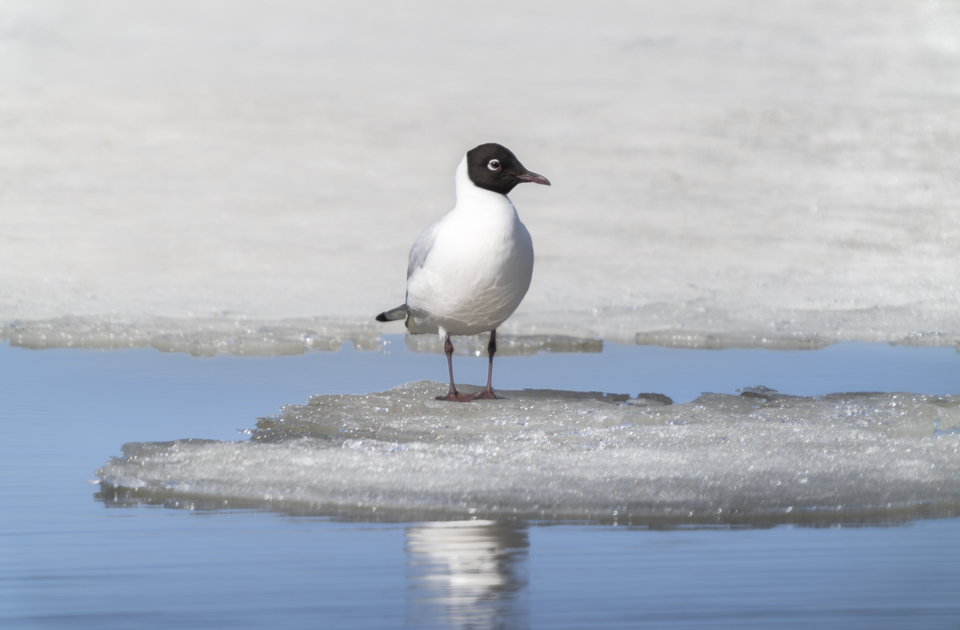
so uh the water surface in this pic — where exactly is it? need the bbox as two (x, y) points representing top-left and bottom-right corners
(1, 340), (958, 628)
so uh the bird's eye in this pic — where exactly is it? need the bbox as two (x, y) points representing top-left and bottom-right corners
(487, 159), (501, 171)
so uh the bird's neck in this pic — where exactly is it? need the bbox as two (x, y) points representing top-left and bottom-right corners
(453, 154), (517, 216)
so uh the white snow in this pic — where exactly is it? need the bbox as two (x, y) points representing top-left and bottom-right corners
(2, 0), (960, 350)
(95, 382), (960, 522)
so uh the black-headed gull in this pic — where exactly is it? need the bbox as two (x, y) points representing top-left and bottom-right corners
(377, 143), (550, 401)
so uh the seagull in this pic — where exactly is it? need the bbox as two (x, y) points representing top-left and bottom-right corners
(376, 143), (550, 401)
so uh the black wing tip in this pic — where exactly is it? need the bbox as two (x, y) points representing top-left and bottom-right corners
(375, 313), (388, 322)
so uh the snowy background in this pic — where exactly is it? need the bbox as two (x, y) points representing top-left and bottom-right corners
(2, 0), (959, 349)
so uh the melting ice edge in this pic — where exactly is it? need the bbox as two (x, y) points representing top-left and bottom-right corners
(95, 381), (960, 524)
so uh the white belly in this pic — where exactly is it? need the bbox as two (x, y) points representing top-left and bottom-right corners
(406, 212), (534, 336)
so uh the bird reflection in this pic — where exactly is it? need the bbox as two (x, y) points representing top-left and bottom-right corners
(406, 520), (528, 629)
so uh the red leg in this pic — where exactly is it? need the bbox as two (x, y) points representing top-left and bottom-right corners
(436, 334), (477, 402)
(474, 329), (501, 400)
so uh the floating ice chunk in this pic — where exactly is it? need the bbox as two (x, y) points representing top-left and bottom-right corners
(0, 317), (599, 356)
(404, 334), (602, 356)
(508, 304), (960, 348)
(1, 316), (380, 356)
(95, 382), (960, 524)
(5, 313), (960, 353)
(636, 330), (829, 350)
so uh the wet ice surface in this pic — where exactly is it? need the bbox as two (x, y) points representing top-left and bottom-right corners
(0, 317), (601, 357)
(96, 380), (960, 524)
(0, 316), (383, 355)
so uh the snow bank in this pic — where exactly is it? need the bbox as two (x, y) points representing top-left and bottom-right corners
(2, 0), (959, 350)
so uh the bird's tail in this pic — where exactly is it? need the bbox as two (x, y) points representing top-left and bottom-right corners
(375, 304), (408, 322)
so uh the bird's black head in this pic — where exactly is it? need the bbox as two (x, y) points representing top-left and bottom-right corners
(466, 143), (550, 195)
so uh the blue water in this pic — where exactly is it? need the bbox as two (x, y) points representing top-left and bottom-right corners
(1, 339), (958, 629)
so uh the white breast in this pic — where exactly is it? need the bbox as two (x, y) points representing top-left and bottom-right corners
(406, 156), (534, 336)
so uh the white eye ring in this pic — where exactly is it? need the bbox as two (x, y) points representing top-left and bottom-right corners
(487, 159), (501, 171)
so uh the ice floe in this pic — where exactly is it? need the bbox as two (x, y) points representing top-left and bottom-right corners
(96, 382), (960, 524)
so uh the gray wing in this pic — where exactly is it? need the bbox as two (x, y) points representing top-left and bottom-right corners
(407, 220), (441, 280)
